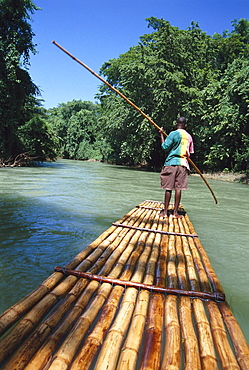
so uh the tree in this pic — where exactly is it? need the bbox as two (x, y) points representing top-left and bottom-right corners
(202, 59), (249, 172)
(96, 17), (249, 174)
(0, 0), (40, 160)
(98, 18), (216, 168)
(48, 100), (110, 161)
(213, 19), (249, 72)
(17, 111), (59, 162)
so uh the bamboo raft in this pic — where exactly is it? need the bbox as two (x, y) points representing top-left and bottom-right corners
(0, 200), (248, 370)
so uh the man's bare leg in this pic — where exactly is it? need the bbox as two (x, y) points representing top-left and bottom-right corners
(159, 190), (172, 217)
(173, 189), (183, 218)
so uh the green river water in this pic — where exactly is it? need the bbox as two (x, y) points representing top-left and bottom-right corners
(0, 159), (248, 342)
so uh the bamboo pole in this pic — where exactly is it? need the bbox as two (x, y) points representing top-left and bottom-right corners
(161, 216), (181, 370)
(115, 215), (162, 370)
(24, 279), (101, 370)
(177, 219), (200, 292)
(71, 217), (160, 370)
(53, 268), (224, 301)
(184, 213), (224, 295)
(181, 210), (249, 369)
(52, 41), (218, 205)
(179, 297), (202, 370)
(0, 274), (79, 366)
(219, 302), (249, 370)
(70, 285), (126, 370)
(172, 217), (202, 369)
(3, 277), (96, 370)
(140, 294), (164, 370)
(181, 216), (211, 292)
(139, 217), (167, 369)
(177, 217), (219, 369)
(206, 300), (240, 369)
(192, 299), (218, 369)
(93, 288), (138, 370)
(162, 295), (181, 370)
(25, 274), (114, 370)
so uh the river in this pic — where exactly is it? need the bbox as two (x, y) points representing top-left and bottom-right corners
(0, 159), (248, 342)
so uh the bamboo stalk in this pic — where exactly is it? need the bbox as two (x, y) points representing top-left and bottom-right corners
(176, 220), (199, 292)
(180, 211), (248, 369)
(107, 209), (155, 279)
(0, 281), (53, 338)
(117, 289), (151, 370)
(192, 298), (218, 369)
(181, 217), (211, 292)
(219, 302), (249, 370)
(184, 214), (224, 295)
(161, 295), (181, 370)
(3, 277), (93, 370)
(0, 274), (79, 365)
(70, 285), (125, 370)
(139, 217), (167, 369)
(139, 293), (164, 370)
(116, 216), (162, 370)
(70, 225), (159, 370)
(53, 268), (225, 301)
(172, 218), (202, 369)
(161, 217), (182, 370)
(79, 209), (146, 276)
(24, 279), (101, 370)
(176, 217), (218, 369)
(167, 217), (178, 289)
(206, 300), (240, 369)
(179, 297), (202, 370)
(93, 287), (138, 370)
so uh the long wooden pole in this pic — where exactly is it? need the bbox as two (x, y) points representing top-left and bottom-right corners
(52, 40), (218, 204)
(54, 267), (225, 301)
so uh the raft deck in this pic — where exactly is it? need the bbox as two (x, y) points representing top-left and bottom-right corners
(0, 200), (248, 370)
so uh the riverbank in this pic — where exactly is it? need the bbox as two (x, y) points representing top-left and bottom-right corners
(191, 171), (249, 184)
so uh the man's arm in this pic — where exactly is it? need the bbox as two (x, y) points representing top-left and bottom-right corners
(159, 127), (165, 145)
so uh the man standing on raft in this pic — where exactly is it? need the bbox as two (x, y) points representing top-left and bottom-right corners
(159, 117), (194, 218)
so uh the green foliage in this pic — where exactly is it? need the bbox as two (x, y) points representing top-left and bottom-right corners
(17, 115), (59, 161)
(213, 19), (249, 71)
(0, 0), (56, 165)
(0, 0), (45, 161)
(47, 100), (110, 161)
(96, 17), (249, 173)
(202, 59), (249, 171)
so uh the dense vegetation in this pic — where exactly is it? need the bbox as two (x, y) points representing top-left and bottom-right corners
(96, 18), (249, 172)
(0, 0), (248, 174)
(0, 0), (58, 165)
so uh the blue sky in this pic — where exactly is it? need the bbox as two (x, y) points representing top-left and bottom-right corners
(29, 0), (249, 109)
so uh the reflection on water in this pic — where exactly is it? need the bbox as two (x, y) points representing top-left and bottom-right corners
(0, 159), (248, 341)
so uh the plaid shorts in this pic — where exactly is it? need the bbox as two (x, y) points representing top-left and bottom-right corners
(160, 165), (189, 190)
